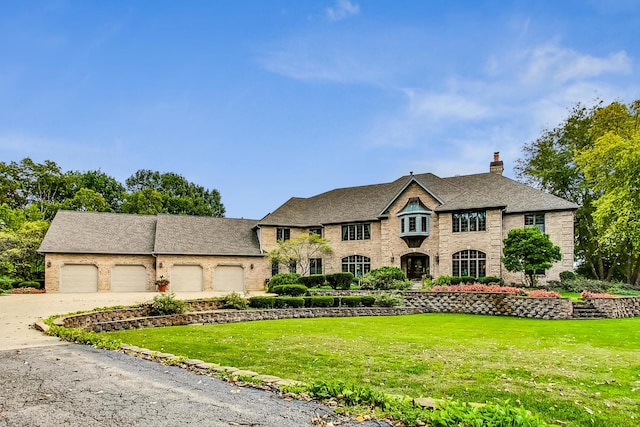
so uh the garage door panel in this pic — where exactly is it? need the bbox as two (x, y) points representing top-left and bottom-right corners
(60, 265), (98, 293)
(170, 265), (203, 292)
(111, 265), (147, 292)
(215, 266), (244, 292)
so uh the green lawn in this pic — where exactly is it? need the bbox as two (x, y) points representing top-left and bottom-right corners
(105, 314), (640, 426)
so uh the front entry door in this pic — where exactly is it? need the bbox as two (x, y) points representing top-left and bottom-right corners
(404, 255), (429, 280)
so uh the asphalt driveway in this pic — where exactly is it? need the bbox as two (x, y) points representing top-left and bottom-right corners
(0, 292), (389, 427)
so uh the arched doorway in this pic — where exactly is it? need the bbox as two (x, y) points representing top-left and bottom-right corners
(401, 254), (430, 280)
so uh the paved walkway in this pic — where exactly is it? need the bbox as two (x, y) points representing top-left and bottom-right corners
(0, 291), (235, 350)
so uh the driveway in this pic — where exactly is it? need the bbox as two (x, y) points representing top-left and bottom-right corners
(0, 292), (390, 427)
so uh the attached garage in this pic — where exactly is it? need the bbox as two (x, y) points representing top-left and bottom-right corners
(111, 265), (147, 292)
(214, 265), (244, 292)
(170, 265), (203, 292)
(60, 264), (98, 293)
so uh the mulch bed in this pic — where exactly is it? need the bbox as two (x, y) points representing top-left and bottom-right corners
(11, 287), (46, 294)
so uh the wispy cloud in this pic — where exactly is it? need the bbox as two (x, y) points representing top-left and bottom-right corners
(326, 0), (360, 22)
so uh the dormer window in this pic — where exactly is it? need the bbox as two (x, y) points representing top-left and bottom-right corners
(398, 197), (431, 248)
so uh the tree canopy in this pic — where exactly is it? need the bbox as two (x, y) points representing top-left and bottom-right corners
(516, 99), (640, 284)
(267, 233), (333, 276)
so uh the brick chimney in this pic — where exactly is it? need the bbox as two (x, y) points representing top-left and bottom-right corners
(490, 152), (504, 175)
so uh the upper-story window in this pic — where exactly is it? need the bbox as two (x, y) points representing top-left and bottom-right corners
(276, 227), (290, 241)
(525, 213), (545, 233)
(398, 197), (431, 248)
(342, 223), (371, 241)
(452, 211), (486, 233)
(309, 227), (323, 237)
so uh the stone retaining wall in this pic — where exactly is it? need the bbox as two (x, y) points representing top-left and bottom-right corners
(588, 297), (640, 318)
(73, 307), (424, 332)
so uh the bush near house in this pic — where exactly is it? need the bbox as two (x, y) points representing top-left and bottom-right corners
(299, 274), (326, 288)
(361, 266), (412, 290)
(267, 273), (302, 291)
(325, 272), (354, 290)
(270, 284), (308, 297)
(274, 297), (305, 308)
(248, 296), (276, 309)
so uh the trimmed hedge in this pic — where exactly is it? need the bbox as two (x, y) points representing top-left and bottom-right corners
(340, 296), (362, 307)
(248, 296), (276, 309)
(299, 274), (327, 288)
(275, 297), (305, 309)
(326, 272), (354, 290)
(268, 273), (301, 291)
(308, 296), (334, 307)
(271, 284), (308, 296)
(17, 280), (42, 289)
(362, 295), (375, 307)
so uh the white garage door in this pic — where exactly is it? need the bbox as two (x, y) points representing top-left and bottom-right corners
(170, 265), (203, 292)
(111, 265), (147, 292)
(60, 264), (98, 293)
(214, 266), (244, 292)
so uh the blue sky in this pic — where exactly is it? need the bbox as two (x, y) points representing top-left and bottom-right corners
(1, 1), (638, 219)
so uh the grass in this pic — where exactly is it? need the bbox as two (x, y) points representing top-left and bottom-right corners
(104, 314), (640, 426)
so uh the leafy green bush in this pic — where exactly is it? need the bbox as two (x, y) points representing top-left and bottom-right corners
(361, 295), (375, 307)
(299, 274), (326, 288)
(0, 277), (14, 290)
(477, 276), (503, 285)
(268, 273), (301, 291)
(149, 293), (187, 316)
(361, 266), (406, 290)
(340, 296), (362, 307)
(271, 284), (308, 296)
(433, 275), (453, 285)
(450, 276), (476, 285)
(309, 296), (334, 307)
(389, 279), (413, 290)
(222, 292), (248, 310)
(326, 272), (354, 290)
(274, 296), (305, 308)
(374, 291), (404, 307)
(17, 280), (42, 289)
(548, 277), (635, 294)
(248, 296), (276, 309)
(559, 271), (577, 282)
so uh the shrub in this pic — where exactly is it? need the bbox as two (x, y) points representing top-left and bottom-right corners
(477, 276), (503, 285)
(361, 295), (375, 307)
(526, 289), (562, 298)
(222, 292), (248, 310)
(271, 284), (308, 297)
(268, 273), (301, 291)
(248, 296), (276, 309)
(326, 272), (354, 290)
(149, 293), (187, 316)
(340, 296), (362, 307)
(274, 297), (305, 308)
(388, 279), (413, 290)
(17, 280), (42, 289)
(303, 296), (313, 307)
(309, 296), (334, 307)
(299, 274), (326, 288)
(0, 278), (15, 290)
(581, 291), (617, 299)
(361, 266), (406, 290)
(374, 291), (404, 307)
(433, 275), (453, 285)
(559, 271), (577, 282)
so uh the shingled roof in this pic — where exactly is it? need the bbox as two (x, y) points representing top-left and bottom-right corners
(39, 211), (262, 256)
(154, 215), (262, 256)
(38, 211), (157, 255)
(258, 172), (578, 226)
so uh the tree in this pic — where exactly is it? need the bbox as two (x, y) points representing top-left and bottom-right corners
(575, 100), (640, 285)
(515, 100), (637, 281)
(62, 188), (113, 212)
(502, 227), (562, 286)
(124, 169), (225, 216)
(72, 170), (126, 212)
(0, 205), (48, 282)
(121, 188), (167, 215)
(267, 233), (333, 276)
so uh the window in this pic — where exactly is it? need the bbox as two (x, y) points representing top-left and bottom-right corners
(341, 255), (371, 277)
(271, 261), (279, 276)
(342, 223), (371, 241)
(398, 197), (431, 240)
(309, 227), (323, 236)
(408, 217), (416, 232)
(452, 211), (486, 233)
(310, 258), (322, 275)
(288, 260), (297, 273)
(525, 213), (545, 233)
(276, 227), (290, 241)
(452, 250), (487, 278)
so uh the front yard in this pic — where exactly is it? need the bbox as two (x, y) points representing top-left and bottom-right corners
(104, 313), (640, 426)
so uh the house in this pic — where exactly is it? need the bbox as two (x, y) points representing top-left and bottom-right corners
(39, 153), (578, 292)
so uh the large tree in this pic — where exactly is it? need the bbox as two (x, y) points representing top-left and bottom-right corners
(575, 101), (640, 285)
(502, 227), (562, 286)
(516, 100), (639, 281)
(0, 204), (48, 282)
(124, 169), (224, 216)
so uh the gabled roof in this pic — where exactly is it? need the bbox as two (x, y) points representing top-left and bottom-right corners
(258, 172), (578, 226)
(154, 215), (262, 256)
(38, 211), (262, 256)
(38, 211), (157, 255)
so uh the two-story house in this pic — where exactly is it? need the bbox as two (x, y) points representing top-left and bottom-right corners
(39, 153), (577, 292)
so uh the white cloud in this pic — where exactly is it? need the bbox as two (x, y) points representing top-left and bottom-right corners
(326, 0), (360, 22)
